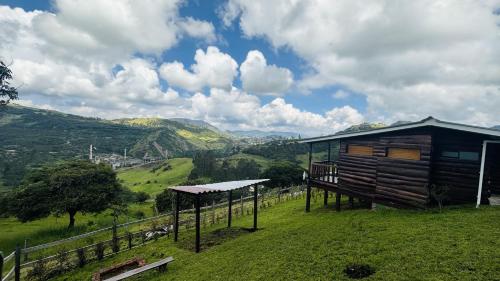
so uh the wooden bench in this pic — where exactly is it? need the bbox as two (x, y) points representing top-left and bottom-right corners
(103, 257), (174, 281)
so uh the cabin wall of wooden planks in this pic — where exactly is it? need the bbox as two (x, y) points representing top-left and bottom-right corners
(314, 127), (500, 208)
(336, 128), (432, 208)
(431, 128), (485, 204)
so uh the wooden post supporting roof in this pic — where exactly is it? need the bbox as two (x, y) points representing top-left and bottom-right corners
(174, 192), (180, 242)
(306, 143), (312, 212)
(228, 190), (232, 228)
(195, 195), (201, 253)
(324, 141), (331, 207)
(253, 185), (258, 231)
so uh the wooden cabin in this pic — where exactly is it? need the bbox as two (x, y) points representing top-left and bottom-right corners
(301, 117), (500, 209)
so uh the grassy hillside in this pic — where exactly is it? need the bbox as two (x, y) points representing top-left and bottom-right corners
(0, 105), (235, 186)
(55, 198), (500, 281)
(224, 153), (272, 170)
(117, 158), (193, 195)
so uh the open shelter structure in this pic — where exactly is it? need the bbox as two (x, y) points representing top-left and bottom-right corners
(170, 179), (269, 253)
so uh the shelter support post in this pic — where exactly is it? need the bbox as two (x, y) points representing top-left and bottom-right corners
(228, 190), (232, 228)
(253, 185), (258, 231)
(174, 192), (180, 242)
(324, 190), (328, 207)
(195, 195), (201, 253)
(306, 143), (312, 212)
(348, 196), (354, 208)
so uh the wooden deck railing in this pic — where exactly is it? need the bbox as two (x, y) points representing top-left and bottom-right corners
(310, 161), (337, 183)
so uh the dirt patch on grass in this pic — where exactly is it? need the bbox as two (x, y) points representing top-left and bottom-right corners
(343, 264), (376, 279)
(178, 227), (253, 252)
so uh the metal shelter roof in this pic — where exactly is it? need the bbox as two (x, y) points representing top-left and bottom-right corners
(170, 179), (269, 195)
(299, 116), (500, 143)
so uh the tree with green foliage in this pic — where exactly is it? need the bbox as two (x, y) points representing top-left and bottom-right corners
(155, 188), (193, 213)
(0, 60), (18, 105)
(261, 161), (305, 188)
(8, 160), (124, 228)
(135, 191), (150, 203)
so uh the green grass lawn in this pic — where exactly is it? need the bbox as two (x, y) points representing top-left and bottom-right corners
(0, 203), (155, 255)
(54, 196), (500, 281)
(118, 158), (193, 195)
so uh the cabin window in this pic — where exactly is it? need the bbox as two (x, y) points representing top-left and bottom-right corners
(347, 145), (373, 156)
(459, 152), (479, 161)
(441, 151), (479, 161)
(441, 151), (459, 158)
(387, 148), (421, 160)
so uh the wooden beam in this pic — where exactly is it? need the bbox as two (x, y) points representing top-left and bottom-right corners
(195, 195), (201, 253)
(174, 191), (180, 242)
(253, 185), (258, 231)
(228, 190), (232, 228)
(335, 192), (341, 212)
(348, 196), (354, 208)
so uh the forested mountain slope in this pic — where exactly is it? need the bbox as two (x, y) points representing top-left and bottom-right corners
(0, 105), (235, 187)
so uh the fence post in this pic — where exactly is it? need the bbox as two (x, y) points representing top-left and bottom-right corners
(112, 220), (119, 253)
(14, 245), (20, 281)
(128, 232), (133, 249)
(0, 251), (4, 280)
(211, 199), (215, 225)
(23, 240), (28, 262)
(240, 194), (244, 216)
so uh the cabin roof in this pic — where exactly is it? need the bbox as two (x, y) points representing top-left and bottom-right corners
(170, 179), (269, 194)
(300, 117), (500, 143)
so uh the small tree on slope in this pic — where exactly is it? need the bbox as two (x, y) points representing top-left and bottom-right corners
(9, 160), (123, 228)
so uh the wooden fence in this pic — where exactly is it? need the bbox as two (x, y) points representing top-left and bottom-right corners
(1, 186), (305, 281)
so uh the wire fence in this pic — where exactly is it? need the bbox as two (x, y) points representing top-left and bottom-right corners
(1, 185), (307, 281)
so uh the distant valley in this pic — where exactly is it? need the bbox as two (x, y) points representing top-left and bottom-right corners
(0, 105), (303, 187)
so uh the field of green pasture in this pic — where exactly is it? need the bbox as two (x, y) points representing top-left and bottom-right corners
(0, 158), (194, 255)
(117, 158), (193, 195)
(54, 196), (500, 281)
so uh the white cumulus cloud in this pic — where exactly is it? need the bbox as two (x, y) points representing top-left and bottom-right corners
(160, 46), (238, 92)
(240, 50), (293, 95)
(221, 0), (500, 126)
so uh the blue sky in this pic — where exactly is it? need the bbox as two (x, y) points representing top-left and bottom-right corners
(1, 0), (499, 135)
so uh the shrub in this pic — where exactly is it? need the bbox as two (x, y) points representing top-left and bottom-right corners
(56, 249), (70, 272)
(27, 258), (48, 281)
(134, 210), (146, 219)
(135, 191), (150, 203)
(429, 184), (449, 211)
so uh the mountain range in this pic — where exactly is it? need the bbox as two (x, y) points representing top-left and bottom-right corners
(0, 105), (301, 187)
